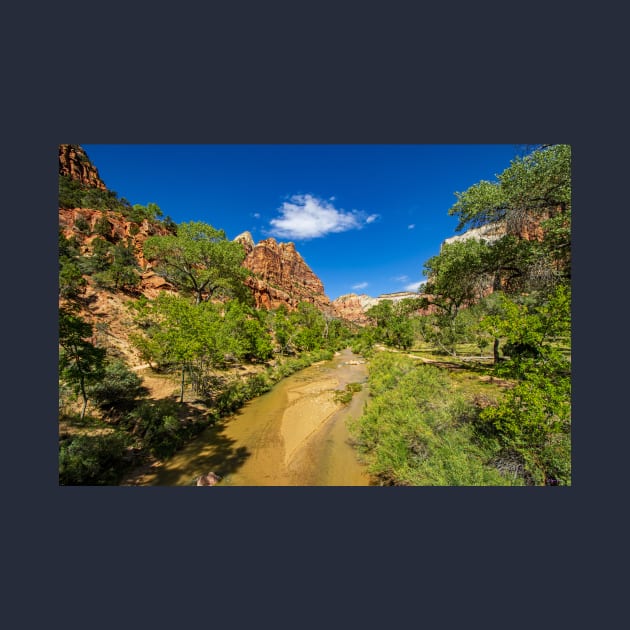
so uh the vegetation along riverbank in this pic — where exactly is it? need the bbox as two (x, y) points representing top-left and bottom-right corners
(59, 143), (570, 485)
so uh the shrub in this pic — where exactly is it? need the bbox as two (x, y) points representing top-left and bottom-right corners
(126, 399), (188, 458)
(74, 215), (90, 234)
(59, 432), (131, 485)
(88, 359), (148, 413)
(349, 353), (520, 486)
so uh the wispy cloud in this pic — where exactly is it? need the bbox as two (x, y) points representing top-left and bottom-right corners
(269, 194), (378, 240)
(408, 224), (415, 229)
(253, 212), (261, 219)
(352, 281), (368, 290)
(404, 280), (426, 292)
(394, 275), (409, 283)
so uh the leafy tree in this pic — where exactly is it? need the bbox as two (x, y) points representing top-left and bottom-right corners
(59, 309), (106, 419)
(94, 215), (112, 238)
(222, 302), (273, 362)
(59, 259), (86, 301)
(290, 302), (326, 351)
(59, 231), (85, 301)
(422, 239), (492, 317)
(448, 144), (571, 233)
(143, 221), (250, 304)
(131, 294), (207, 402)
(365, 300), (417, 350)
(126, 202), (164, 223)
(271, 306), (296, 355)
(479, 285), (570, 377)
(83, 237), (112, 273)
(93, 242), (140, 290)
(74, 215), (90, 234)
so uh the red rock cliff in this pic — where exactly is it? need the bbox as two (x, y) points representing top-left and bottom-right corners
(235, 232), (333, 313)
(59, 144), (107, 190)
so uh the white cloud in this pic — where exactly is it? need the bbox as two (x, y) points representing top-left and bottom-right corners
(408, 224), (415, 229)
(404, 280), (426, 292)
(394, 275), (409, 283)
(253, 212), (261, 219)
(269, 194), (378, 240)
(352, 281), (368, 290)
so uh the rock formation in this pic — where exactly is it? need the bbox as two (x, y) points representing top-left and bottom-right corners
(58, 144), (107, 190)
(235, 233), (333, 313)
(331, 293), (379, 325)
(331, 291), (430, 325)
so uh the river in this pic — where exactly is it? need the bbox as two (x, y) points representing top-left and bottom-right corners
(145, 348), (372, 486)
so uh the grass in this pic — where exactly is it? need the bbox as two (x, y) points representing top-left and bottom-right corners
(349, 350), (521, 486)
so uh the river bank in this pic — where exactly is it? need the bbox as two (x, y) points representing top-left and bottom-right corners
(127, 348), (370, 486)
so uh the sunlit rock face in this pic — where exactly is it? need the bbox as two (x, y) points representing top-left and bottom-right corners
(236, 235), (333, 313)
(59, 144), (107, 190)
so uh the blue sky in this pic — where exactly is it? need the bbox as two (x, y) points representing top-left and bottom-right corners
(80, 144), (520, 300)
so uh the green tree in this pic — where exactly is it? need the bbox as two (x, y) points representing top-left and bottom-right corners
(130, 294), (209, 402)
(271, 306), (296, 355)
(94, 215), (112, 238)
(143, 221), (250, 304)
(59, 309), (106, 419)
(93, 242), (140, 290)
(422, 239), (491, 318)
(448, 144), (571, 234)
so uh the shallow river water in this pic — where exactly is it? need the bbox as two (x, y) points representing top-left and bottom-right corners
(148, 348), (372, 486)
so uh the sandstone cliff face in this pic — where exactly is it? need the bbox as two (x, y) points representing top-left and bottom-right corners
(237, 235), (333, 312)
(59, 144), (107, 190)
(331, 293), (379, 325)
(58, 207), (174, 298)
(331, 291), (433, 325)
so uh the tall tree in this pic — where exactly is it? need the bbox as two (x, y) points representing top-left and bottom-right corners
(59, 309), (106, 419)
(448, 144), (571, 235)
(143, 221), (251, 304)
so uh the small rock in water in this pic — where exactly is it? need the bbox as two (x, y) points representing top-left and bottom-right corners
(196, 472), (222, 486)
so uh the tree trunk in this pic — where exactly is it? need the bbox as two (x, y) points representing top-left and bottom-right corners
(79, 374), (88, 420)
(493, 337), (500, 365)
(180, 365), (185, 403)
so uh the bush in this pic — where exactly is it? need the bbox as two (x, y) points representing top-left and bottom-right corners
(59, 432), (131, 485)
(349, 352), (519, 486)
(74, 215), (90, 234)
(94, 215), (112, 237)
(88, 359), (148, 413)
(476, 372), (571, 485)
(126, 399), (189, 458)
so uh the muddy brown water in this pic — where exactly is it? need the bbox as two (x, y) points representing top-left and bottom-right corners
(147, 348), (372, 486)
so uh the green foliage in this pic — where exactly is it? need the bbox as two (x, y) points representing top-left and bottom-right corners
(88, 358), (148, 413)
(350, 353), (517, 485)
(423, 239), (493, 314)
(74, 215), (90, 234)
(477, 372), (570, 485)
(480, 285), (571, 378)
(125, 399), (188, 458)
(59, 174), (132, 214)
(58, 308), (106, 419)
(92, 242), (140, 290)
(126, 202), (164, 223)
(143, 221), (250, 304)
(59, 258), (86, 300)
(333, 382), (363, 405)
(472, 286), (571, 484)
(449, 144), (571, 232)
(365, 300), (416, 350)
(59, 432), (131, 485)
(94, 215), (112, 237)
